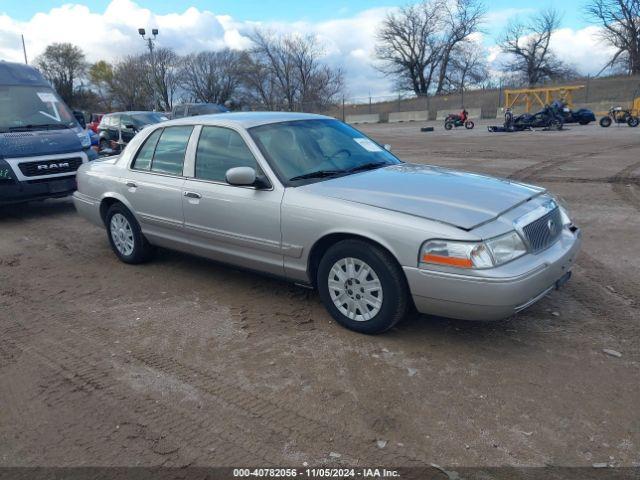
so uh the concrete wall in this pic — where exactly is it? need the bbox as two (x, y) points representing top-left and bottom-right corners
(388, 110), (429, 123)
(436, 108), (481, 120)
(345, 113), (380, 124)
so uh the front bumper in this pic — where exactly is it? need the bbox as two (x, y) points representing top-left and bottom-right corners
(0, 176), (77, 205)
(404, 227), (582, 321)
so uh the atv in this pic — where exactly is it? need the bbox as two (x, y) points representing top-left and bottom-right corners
(444, 110), (474, 130)
(599, 106), (639, 127)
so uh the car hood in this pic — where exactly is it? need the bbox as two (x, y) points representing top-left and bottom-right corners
(0, 128), (83, 159)
(299, 163), (545, 230)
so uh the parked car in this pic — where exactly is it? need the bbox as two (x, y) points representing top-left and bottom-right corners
(97, 111), (168, 149)
(73, 112), (581, 334)
(0, 60), (95, 205)
(171, 103), (228, 119)
(88, 113), (104, 133)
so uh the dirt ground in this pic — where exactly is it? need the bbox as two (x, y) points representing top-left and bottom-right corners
(1, 120), (639, 470)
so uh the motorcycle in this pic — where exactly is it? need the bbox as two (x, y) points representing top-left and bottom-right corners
(599, 106), (639, 127)
(488, 106), (563, 132)
(444, 110), (474, 130)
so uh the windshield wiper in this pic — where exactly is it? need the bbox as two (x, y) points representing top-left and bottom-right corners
(345, 161), (389, 173)
(289, 169), (343, 181)
(8, 123), (68, 132)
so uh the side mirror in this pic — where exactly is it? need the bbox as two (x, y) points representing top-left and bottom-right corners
(73, 110), (86, 129)
(383, 144), (392, 151)
(226, 166), (257, 186)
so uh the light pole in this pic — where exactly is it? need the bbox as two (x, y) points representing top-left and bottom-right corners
(138, 27), (159, 111)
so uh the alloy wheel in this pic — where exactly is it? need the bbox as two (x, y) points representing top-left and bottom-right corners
(328, 257), (383, 322)
(110, 213), (135, 256)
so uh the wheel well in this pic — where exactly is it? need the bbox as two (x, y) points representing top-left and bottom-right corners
(307, 233), (401, 287)
(99, 197), (121, 225)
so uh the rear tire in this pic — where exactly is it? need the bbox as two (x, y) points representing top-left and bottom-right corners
(600, 116), (612, 128)
(317, 240), (410, 334)
(464, 120), (474, 129)
(627, 116), (639, 127)
(444, 121), (453, 130)
(105, 203), (154, 264)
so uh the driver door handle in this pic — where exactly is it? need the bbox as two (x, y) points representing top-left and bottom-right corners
(184, 191), (202, 199)
(126, 181), (137, 188)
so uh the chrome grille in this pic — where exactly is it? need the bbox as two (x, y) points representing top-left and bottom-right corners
(522, 207), (562, 253)
(18, 157), (83, 177)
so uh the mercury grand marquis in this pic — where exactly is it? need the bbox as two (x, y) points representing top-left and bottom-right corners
(73, 112), (581, 334)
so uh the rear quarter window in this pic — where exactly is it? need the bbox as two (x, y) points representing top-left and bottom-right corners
(132, 129), (162, 171)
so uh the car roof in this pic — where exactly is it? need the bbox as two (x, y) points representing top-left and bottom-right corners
(162, 111), (335, 129)
(0, 61), (50, 87)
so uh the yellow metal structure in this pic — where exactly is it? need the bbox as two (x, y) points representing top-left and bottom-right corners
(632, 97), (640, 116)
(504, 85), (585, 112)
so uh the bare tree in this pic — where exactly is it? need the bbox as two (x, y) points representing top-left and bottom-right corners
(500, 9), (570, 86)
(447, 41), (489, 94)
(375, 1), (444, 95)
(109, 55), (152, 111)
(585, 0), (640, 75)
(245, 30), (344, 111)
(180, 49), (243, 104)
(35, 43), (87, 106)
(435, 0), (486, 93)
(147, 48), (181, 111)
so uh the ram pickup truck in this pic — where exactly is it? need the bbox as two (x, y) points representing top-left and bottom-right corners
(0, 61), (96, 205)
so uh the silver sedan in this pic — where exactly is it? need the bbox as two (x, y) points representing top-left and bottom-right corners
(73, 112), (581, 334)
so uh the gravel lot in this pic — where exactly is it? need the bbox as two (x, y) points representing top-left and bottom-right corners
(1, 120), (639, 469)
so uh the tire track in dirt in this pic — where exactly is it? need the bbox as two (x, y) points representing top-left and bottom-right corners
(524, 176), (640, 185)
(610, 160), (640, 211)
(508, 143), (638, 182)
(1, 313), (428, 466)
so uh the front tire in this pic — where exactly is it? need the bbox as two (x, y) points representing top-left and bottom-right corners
(105, 203), (154, 264)
(317, 240), (410, 334)
(600, 116), (612, 127)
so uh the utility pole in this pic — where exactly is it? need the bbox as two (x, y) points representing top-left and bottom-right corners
(138, 28), (159, 111)
(21, 34), (28, 64)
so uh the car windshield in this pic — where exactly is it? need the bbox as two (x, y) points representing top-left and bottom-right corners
(0, 85), (77, 132)
(249, 119), (400, 184)
(131, 112), (168, 126)
(191, 104), (227, 115)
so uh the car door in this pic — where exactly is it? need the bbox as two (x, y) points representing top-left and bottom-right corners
(182, 125), (285, 277)
(122, 125), (195, 251)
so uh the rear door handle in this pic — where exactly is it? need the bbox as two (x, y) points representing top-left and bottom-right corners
(184, 191), (202, 199)
(126, 181), (137, 188)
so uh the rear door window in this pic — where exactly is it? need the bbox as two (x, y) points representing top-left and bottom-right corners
(150, 126), (193, 175)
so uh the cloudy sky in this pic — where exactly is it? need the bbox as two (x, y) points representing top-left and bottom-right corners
(0, 0), (617, 99)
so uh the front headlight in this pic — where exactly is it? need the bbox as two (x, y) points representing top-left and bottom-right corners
(78, 131), (91, 148)
(0, 159), (14, 181)
(420, 230), (527, 270)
